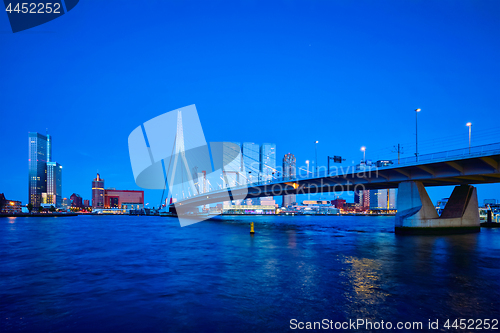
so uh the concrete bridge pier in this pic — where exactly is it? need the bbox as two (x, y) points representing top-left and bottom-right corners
(395, 181), (480, 235)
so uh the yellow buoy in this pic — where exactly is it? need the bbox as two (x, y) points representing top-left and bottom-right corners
(250, 222), (255, 234)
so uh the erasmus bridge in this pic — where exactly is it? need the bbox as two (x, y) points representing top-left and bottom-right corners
(129, 105), (500, 233)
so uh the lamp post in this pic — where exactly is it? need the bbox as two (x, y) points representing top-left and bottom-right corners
(415, 108), (421, 161)
(315, 141), (318, 176)
(466, 122), (472, 154)
(361, 146), (366, 162)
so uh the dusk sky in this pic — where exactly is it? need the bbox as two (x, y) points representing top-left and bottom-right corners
(1, 0), (500, 206)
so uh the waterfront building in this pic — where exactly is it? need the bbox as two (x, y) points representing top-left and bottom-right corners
(29, 132), (63, 208)
(242, 142), (260, 184)
(260, 143), (276, 182)
(45, 162), (62, 207)
(260, 143), (276, 203)
(0, 193), (22, 213)
(282, 153), (296, 207)
(222, 203), (276, 214)
(84, 199), (90, 207)
(484, 199), (497, 206)
(104, 189), (144, 210)
(331, 198), (346, 210)
(92, 173), (105, 208)
(62, 198), (69, 209)
(222, 142), (242, 188)
(70, 193), (83, 208)
(28, 132), (48, 207)
(354, 189), (370, 209)
(369, 189), (397, 210)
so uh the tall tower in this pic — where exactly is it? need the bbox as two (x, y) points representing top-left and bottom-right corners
(242, 142), (260, 184)
(282, 153), (296, 207)
(28, 132), (48, 207)
(46, 162), (62, 207)
(92, 173), (105, 208)
(260, 143), (276, 182)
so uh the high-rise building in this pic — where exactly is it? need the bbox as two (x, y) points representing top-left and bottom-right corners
(242, 142), (260, 184)
(28, 132), (49, 207)
(70, 193), (83, 208)
(260, 143), (276, 182)
(369, 189), (397, 210)
(29, 132), (63, 208)
(355, 189), (370, 208)
(92, 173), (105, 209)
(222, 142), (242, 188)
(260, 143), (276, 203)
(45, 161), (62, 207)
(282, 153), (296, 207)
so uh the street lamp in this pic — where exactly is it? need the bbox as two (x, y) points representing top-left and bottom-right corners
(361, 146), (366, 162)
(415, 108), (421, 161)
(315, 141), (319, 176)
(466, 122), (472, 154)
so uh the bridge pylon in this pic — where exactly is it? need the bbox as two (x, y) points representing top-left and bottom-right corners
(395, 181), (480, 234)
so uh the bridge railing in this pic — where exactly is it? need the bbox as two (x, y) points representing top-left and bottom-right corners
(388, 142), (500, 166)
(180, 142), (500, 201)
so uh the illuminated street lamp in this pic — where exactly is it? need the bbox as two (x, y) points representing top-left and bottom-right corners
(361, 146), (366, 162)
(415, 108), (421, 162)
(466, 122), (472, 154)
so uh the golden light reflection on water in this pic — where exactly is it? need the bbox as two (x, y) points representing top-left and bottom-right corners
(8, 217), (16, 224)
(341, 256), (389, 311)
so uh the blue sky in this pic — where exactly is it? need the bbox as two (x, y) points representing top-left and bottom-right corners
(1, 0), (500, 206)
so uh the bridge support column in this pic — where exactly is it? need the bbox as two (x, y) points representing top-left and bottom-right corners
(395, 181), (480, 235)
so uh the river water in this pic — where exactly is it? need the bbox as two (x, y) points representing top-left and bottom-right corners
(1, 215), (499, 332)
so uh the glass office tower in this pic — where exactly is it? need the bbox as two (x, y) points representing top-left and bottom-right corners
(260, 143), (276, 182)
(46, 161), (62, 207)
(28, 132), (48, 207)
(242, 142), (260, 184)
(222, 142), (242, 188)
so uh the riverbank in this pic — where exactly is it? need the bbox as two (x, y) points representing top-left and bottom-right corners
(0, 213), (78, 217)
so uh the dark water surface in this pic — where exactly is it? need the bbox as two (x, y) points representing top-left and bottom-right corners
(1, 215), (499, 332)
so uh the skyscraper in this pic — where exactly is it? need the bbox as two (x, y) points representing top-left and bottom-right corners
(282, 153), (296, 207)
(92, 173), (105, 209)
(46, 161), (62, 207)
(260, 143), (276, 182)
(242, 142), (260, 184)
(28, 132), (48, 207)
(222, 142), (242, 188)
(369, 189), (397, 210)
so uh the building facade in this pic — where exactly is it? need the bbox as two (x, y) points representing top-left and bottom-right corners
(242, 142), (260, 184)
(369, 189), (397, 210)
(260, 143), (276, 182)
(28, 132), (48, 207)
(92, 173), (105, 208)
(104, 189), (144, 210)
(282, 153), (296, 207)
(29, 132), (63, 208)
(45, 161), (62, 207)
(70, 193), (83, 208)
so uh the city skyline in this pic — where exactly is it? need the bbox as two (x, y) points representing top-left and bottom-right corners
(2, 1), (500, 206)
